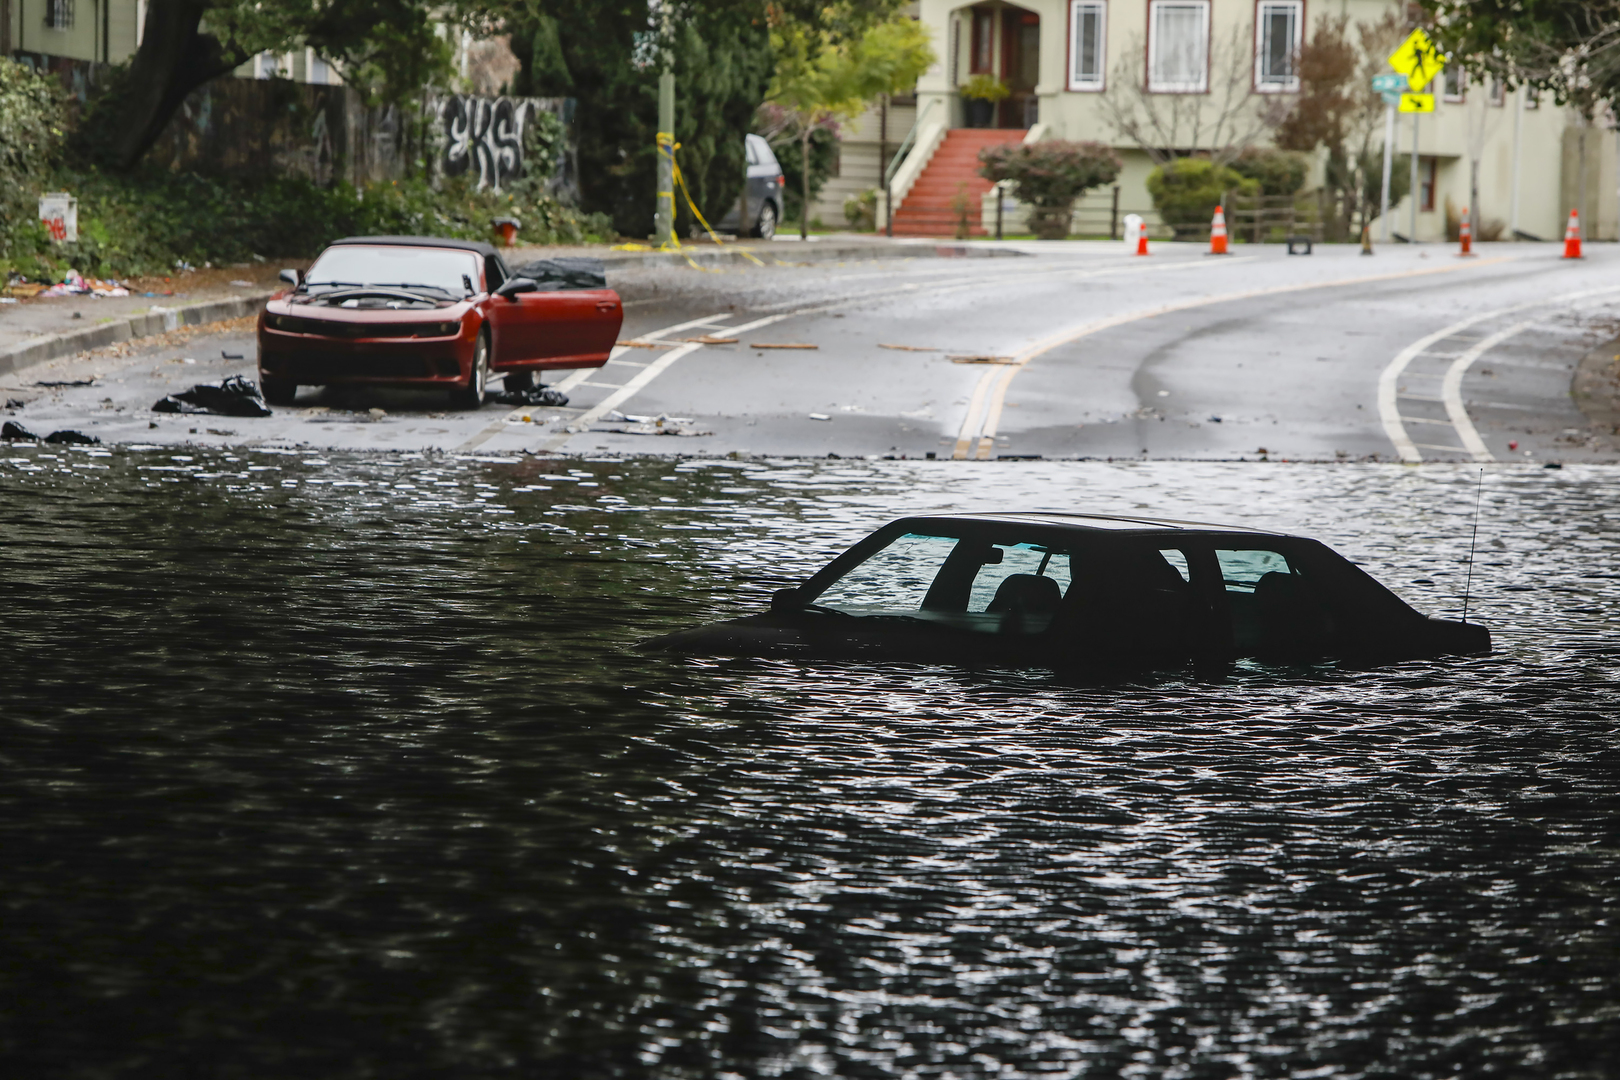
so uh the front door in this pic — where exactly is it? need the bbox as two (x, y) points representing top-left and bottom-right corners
(486, 290), (624, 372)
(999, 7), (1040, 128)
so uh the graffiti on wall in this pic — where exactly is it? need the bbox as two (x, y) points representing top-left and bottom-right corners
(440, 96), (538, 191)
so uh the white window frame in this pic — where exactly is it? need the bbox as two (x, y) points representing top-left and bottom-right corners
(1148, 0), (1210, 94)
(1253, 0), (1302, 92)
(1442, 66), (1467, 103)
(1068, 1), (1107, 91)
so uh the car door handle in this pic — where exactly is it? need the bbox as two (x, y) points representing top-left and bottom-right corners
(596, 301), (617, 311)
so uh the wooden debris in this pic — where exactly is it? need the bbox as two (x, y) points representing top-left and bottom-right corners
(751, 342), (819, 349)
(878, 343), (941, 352)
(684, 335), (739, 344)
(615, 339), (666, 349)
(949, 354), (1018, 364)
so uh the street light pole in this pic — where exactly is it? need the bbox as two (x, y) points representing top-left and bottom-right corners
(654, 69), (675, 247)
(1379, 102), (1394, 242)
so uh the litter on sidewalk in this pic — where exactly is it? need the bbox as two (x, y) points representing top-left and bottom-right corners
(9, 269), (132, 298)
(152, 375), (272, 417)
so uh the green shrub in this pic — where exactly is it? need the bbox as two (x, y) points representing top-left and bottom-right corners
(844, 188), (878, 231)
(0, 59), (67, 272)
(978, 140), (1122, 240)
(1145, 158), (1259, 238)
(960, 73), (1010, 102)
(1228, 147), (1309, 198)
(17, 168), (615, 280)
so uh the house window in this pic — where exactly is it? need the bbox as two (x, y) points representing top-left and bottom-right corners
(1254, 1), (1301, 91)
(1069, 1), (1106, 91)
(1419, 158), (1436, 212)
(971, 8), (995, 74)
(1488, 76), (1505, 105)
(1442, 66), (1466, 102)
(1148, 1), (1210, 93)
(43, 0), (74, 29)
(1524, 85), (1540, 109)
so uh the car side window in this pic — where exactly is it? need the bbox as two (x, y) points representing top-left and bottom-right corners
(755, 140), (780, 169)
(1214, 547), (1335, 654)
(745, 137), (760, 166)
(484, 255), (505, 290)
(967, 543), (1071, 612)
(815, 533), (960, 614)
(1215, 548), (1292, 591)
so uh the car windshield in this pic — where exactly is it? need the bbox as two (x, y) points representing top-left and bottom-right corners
(304, 246), (480, 295)
(808, 530), (1074, 634)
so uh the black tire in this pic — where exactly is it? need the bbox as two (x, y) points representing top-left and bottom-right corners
(503, 369), (535, 392)
(451, 332), (490, 410)
(754, 202), (778, 240)
(260, 376), (297, 406)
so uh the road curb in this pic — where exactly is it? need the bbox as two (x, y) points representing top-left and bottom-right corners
(0, 292), (274, 380)
(592, 241), (1028, 271)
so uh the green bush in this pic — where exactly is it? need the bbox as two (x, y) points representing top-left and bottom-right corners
(844, 188), (878, 231)
(0, 59), (67, 271)
(11, 168), (616, 280)
(1145, 158), (1258, 238)
(772, 126), (838, 226)
(978, 140), (1122, 240)
(1228, 147), (1308, 198)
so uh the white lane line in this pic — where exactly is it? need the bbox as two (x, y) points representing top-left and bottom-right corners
(955, 256), (1519, 460)
(1442, 320), (1540, 462)
(456, 313), (731, 451)
(1378, 285), (1620, 463)
(539, 311), (790, 451)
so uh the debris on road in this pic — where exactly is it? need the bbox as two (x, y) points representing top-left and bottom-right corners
(490, 386), (570, 407)
(684, 335), (738, 344)
(949, 355), (1017, 364)
(615, 339), (667, 349)
(222, 350), (244, 360)
(152, 375), (272, 417)
(35, 378), (96, 387)
(878, 343), (942, 352)
(600, 410), (710, 436)
(4, 398), (25, 409)
(752, 342), (819, 349)
(808, 412), (831, 421)
(43, 429), (99, 444)
(2, 421), (39, 440)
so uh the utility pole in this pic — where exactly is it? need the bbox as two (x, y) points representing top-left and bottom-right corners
(1409, 113), (1420, 242)
(1379, 102), (1395, 242)
(1510, 86), (1524, 236)
(654, 69), (675, 246)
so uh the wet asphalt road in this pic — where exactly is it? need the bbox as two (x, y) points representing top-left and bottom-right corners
(4, 240), (1616, 463)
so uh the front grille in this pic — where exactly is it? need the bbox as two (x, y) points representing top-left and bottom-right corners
(268, 352), (440, 380)
(267, 315), (459, 339)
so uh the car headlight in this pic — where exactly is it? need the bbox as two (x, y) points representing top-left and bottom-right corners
(431, 321), (461, 336)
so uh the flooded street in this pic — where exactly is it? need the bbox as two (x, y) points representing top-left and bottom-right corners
(4, 448), (1618, 1077)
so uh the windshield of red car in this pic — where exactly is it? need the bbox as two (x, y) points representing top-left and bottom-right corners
(305, 246), (481, 295)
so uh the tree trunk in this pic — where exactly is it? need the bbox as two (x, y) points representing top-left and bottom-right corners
(800, 125), (810, 240)
(103, 0), (244, 169)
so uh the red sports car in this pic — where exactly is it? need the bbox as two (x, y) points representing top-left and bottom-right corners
(256, 236), (624, 407)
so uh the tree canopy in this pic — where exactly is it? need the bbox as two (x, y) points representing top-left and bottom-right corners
(1419, 0), (1620, 116)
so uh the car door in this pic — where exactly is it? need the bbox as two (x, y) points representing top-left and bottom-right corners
(488, 290), (623, 371)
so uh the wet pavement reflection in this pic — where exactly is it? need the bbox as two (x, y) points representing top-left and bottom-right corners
(3, 447), (1617, 1078)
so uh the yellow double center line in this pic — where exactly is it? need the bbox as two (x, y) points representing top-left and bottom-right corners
(952, 255), (1517, 460)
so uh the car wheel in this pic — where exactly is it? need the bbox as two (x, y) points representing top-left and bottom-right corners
(503, 369), (535, 392)
(754, 202), (777, 241)
(452, 331), (490, 409)
(260, 377), (297, 406)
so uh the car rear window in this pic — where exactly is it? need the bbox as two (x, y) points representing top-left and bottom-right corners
(306, 246), (482, 294)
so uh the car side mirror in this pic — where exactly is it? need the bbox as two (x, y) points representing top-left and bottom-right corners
(982, 548), (1004, 565)
(496, 276), (538, 300)
(279, 268), (301, 287)
(770, 587), (801, 613)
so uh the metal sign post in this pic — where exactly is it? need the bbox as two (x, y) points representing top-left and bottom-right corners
(1371, 73), (1406, 242)
(1386, 32), (1445, 245)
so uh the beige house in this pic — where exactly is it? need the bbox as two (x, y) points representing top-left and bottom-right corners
(814, 0), (1618, 241)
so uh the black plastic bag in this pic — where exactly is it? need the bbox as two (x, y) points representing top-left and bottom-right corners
(488, 386), (570, 407)
(154, 375), (272, 417)
(2, 421), (39, 441)
(44, 429), (99, 444)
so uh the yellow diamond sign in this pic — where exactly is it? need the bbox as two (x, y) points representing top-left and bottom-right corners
(1389, 28), (1446, 92)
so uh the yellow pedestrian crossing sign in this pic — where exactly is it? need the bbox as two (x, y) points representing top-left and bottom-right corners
(1398, 92), (1435, 113)
(1389, 28), (1446, 92)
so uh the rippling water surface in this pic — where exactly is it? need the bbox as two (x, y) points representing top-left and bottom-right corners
(3, 447), (1617, 1079)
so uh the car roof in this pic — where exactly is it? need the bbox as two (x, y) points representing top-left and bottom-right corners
(329, 235), (501, 258)
(896, 511), (1288, 536)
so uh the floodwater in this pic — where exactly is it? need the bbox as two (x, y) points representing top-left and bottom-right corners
(3, 448), (1617, 1079)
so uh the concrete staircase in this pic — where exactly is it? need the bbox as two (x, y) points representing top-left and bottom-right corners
(890, 129), (1025, 237)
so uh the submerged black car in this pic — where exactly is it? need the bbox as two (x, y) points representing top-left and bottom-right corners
(648, 513), (1490, 665)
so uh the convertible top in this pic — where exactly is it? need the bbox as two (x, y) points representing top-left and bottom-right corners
(330, 235), (502, 258)
(899, 512), (1281, 535)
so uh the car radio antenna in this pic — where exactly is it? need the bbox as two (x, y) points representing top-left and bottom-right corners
(1461, 468), (1484, 624)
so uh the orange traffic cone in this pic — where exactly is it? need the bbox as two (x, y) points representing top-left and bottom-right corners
(1563, 209), (1583, 258)
(1136, 228), (1150, 256)
(1458, 206), (1473, 256)
(1209, 204), (1228, 255)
